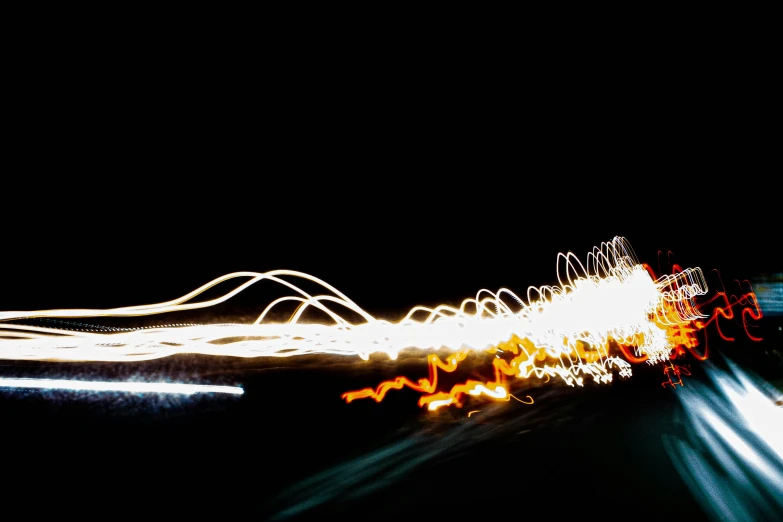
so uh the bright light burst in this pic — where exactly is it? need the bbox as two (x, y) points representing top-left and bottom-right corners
(0, 236), (758, 409)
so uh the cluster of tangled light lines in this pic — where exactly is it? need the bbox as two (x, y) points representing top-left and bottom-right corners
(0, 236), (762, 410)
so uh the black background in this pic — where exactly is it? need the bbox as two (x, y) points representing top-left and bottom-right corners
(1, 46), (780, 521)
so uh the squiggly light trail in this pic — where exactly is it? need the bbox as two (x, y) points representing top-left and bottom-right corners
(0, 237), (715, 408)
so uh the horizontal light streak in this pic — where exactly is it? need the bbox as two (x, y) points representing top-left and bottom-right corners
(0, 377), (244, 395)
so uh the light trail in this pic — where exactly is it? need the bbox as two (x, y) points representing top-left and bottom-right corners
(664, 358), (783, 521)
(0, 377), (244, 395)
(0, 236), (762, 409)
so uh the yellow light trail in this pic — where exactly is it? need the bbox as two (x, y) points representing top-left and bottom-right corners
(0, 236), (711, 409)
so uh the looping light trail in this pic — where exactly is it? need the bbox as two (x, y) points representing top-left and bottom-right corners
(0, 236), (762, 410)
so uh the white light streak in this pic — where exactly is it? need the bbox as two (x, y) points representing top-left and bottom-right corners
(0, 237), (706, 366)
(0, 236), (711, 405)
(0, 377), (244, 395)
(664, 359), (783, 521)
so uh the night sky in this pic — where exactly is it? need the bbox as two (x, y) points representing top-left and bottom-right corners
(2, 132), (777, 315)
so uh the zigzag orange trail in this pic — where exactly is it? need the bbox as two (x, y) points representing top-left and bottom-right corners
(0, 236), (764, 410)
